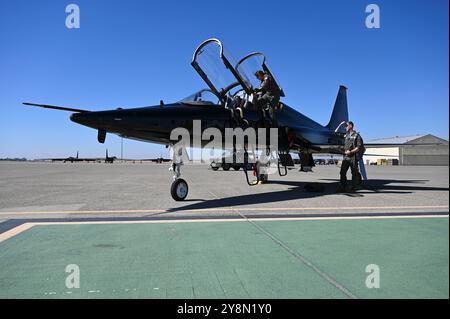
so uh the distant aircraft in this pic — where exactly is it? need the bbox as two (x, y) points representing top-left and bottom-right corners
(49, 151), (91, 163)
(149, 157), (171, 164)
(24, 38), (430, 200)
(104, 149), (117, 163)
(47, 150), (116, 163)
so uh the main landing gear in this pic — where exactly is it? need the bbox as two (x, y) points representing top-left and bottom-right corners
(242, 147), (274, 186)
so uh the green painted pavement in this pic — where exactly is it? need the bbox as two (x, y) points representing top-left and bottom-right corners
(0, 217), (447, 298)
(256, 218), (449, 298)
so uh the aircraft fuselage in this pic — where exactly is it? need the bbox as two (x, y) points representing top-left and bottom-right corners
(70, 102), (343, 152)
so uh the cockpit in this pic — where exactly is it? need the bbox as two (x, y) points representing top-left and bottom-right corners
(179, 89), (220, 105)
(187, 38), (284, 109)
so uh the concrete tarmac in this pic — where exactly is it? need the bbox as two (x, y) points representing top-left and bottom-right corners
(0, 162), (448, 299)
(0, 161), (448, 221)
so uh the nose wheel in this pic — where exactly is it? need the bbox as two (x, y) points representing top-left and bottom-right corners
(169, 145), (189, 201)
(171, 178), (188, 201)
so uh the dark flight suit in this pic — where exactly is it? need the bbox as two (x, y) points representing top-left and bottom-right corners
(339, 131), (363, 190)
(256, 74), (281, 125)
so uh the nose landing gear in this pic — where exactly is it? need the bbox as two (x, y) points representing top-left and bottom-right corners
(169, 146), (189, 201)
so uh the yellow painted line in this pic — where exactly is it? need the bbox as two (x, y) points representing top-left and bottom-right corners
(0, 205), (448, 215)
(0, 214), (447, 243)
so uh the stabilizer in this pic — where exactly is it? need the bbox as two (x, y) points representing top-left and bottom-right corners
(326, 85), (349, 131)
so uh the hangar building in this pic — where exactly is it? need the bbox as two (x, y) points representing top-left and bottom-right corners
(365, 134), (449, 166)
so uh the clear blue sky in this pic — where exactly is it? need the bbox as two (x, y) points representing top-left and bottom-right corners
(0, 0), (448, 159)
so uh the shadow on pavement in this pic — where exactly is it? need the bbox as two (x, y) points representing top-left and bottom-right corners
(167, 179), (448, 212)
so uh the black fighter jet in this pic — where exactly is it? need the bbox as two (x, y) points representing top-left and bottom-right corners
(23, 38), (385, 200)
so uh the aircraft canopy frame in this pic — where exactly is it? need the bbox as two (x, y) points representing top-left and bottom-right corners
(191, 39), (253, 102)
(235, 52), (285, 97)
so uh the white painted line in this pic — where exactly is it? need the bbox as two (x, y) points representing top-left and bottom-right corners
(0, 223), (34, 243)
(0, 205), (448, 215)
(0, 214), (447, 243)
(249, 214), (449, 222)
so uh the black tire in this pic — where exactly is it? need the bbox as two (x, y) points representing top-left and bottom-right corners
(259, 173), (268, 183)
(222, 163), (231, 171)
(211, 162), (220, 171)
(232, 165), (240, 171)
(170, 178), (188, 201)
(256, 161), (269, 183)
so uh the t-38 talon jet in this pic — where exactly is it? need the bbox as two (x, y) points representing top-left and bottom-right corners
(24, 38), (396, 201)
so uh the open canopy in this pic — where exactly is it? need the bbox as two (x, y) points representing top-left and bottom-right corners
(191, 39), (253, 101)
(235, 52), (285, 97)
(191, 39), (285, 104)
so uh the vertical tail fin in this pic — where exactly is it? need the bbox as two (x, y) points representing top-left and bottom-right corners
(76, 151), (79, 159)
(106, 149), (108, 158)
(326, 85), (349, 130)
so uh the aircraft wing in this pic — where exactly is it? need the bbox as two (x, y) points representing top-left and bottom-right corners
(151, 158), (171, 163)
(46, 158), (98, 162)
(143, 158), (171, 162)
(289, 141), (442, 156)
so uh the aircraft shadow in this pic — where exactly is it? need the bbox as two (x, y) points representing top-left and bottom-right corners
(319, 179), (449, 193)
(167, 179), (448, 212)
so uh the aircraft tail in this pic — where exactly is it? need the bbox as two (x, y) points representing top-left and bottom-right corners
(76, 151), (79, 159)
(326, 85), (349, 131)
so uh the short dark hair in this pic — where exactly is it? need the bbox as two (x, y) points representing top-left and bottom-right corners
(347, 121), (354, 127)
(254, 70), (264, 76)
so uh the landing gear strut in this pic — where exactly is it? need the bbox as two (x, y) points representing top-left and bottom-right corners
(169, 146), (189, 201)
(243, 146), (272, 186)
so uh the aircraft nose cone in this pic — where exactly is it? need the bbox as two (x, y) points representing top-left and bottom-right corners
(70, 112), (82, 124)
(70, 112), (102, 128)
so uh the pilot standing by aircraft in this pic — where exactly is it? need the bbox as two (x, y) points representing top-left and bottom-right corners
(254, 70), (281, 125)
(335, 121), (363, 192)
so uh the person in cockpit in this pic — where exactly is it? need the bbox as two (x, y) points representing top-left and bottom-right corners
(254, 70), (281, 126)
